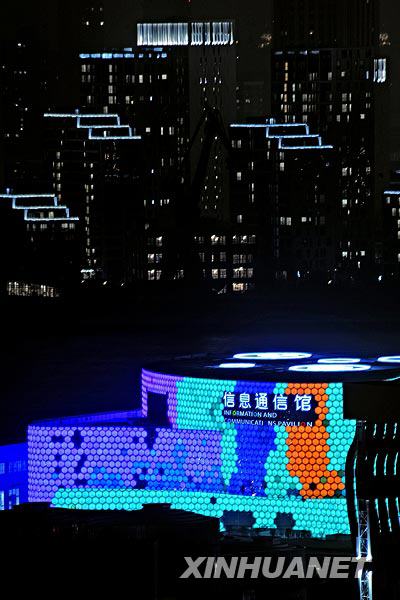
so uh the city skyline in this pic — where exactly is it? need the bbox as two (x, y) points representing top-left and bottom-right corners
(2, 6), (400, 600)
(2, 1), (400, 294)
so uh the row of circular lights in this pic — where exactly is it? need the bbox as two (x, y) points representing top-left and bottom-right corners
(218, 352), (400, 372)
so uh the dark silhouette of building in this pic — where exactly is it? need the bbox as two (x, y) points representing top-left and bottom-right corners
(271, 0), (390, 283)
(0, 40), (54, 192)
(273, 0), (377, 49)
(0, 192), (80, 297)
(382, 172), (400, 280)
(44, 112), (143, 286)
(229, 121), (336, 284)
(77, 34), (236, 285)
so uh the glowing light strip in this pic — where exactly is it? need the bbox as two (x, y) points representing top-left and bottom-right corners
(278, 137), (324, 148)
(88, 133), (141, 141)
(44, 113), (120, 121)
(267, 123), (308, 128)
(43, 113), (79, 118)
(44, 111), (139, 143)
(0, 194), (55, 198)
(318, 358), (361, 364)
(233, 352), (312, 361)
(80, 53), (140, 59)
(378, 356), (400, 364)
(289, 364), (371, 373)
(218, 363), (256, 369)
(13, 204), (58, 210)
(138, 22), (189, 46)
(25, 217), (79, 222)
(1, 193), (78, 222)
(78, 124), (124, 129)
(88, 126), (132, 137)
(266, 124), (310, 136)
(280, 145), (333, 150)
(77, 114), (120, 119)
(230, 124), (267, 128)
(138, 21), (234, 46)
(268, 134), (319, 139)
(25, 206), (69, 215)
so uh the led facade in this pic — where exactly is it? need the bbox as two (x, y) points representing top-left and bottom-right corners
(27, 367), (374, 537)
(26, 353), (400, 537)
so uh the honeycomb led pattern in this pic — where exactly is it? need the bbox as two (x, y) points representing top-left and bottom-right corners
(28, 354), (400, 538)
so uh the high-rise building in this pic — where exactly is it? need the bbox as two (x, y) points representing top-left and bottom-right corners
(0, 40), (54, 192)
(77, 26), (237, 284)
(273, 0), (377, 49)
(79, 48), (187, 226)
(381, 171), (400, 280)
(229, 121), (336, 284)
(99, 0), (270, 120)
(44, 112), (143, 286)
(377, 1), (400, 164)
(0, 192), (80, 297)
(271, 0), (390, 282)
(81, 22), (236, 219)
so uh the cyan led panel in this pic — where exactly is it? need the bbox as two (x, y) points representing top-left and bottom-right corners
(28, 365), (358, 538)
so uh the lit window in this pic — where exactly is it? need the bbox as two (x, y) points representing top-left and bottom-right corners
(8, 488), (20, 509)
(211, 235), (226, 245)
(233, 283), (246, 292)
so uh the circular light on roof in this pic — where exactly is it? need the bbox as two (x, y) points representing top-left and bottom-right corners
(233, 352), (312, 361)
(377, 356), (400, 364)
(318, 358), (361, 364)
(289, 364), (371, 373)
(218, 362), (256, 369)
